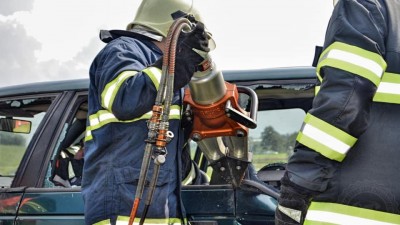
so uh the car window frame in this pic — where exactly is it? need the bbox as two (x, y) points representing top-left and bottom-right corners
(10, 91), (75, 188)
(44, 92), (88, 188)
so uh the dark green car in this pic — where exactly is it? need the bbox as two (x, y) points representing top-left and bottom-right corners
(0, 66), (316, 225)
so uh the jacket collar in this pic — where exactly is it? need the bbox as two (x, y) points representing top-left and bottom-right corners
(99, 29), (162, 43)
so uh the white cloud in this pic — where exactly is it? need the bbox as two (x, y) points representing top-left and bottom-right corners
(0, 0), (34, 16)
(0, 0), (333, 87)
(197, 0), (333, 69)
(14, 0), (139, 62)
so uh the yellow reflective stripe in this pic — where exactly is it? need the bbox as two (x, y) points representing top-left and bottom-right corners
(314, 85), (320, 96)
(116, 215), (183, 224)
(317, 42), (387, 86)
(305, 202), (400, 225)
(100, 67), (161, 112)
(93, 219), (112, 225)
(85, 105), (181, 141)
(101, 70), (138, 111)
(373, 72), (400, 104)
(296, 113), (357, 162)
(169, 105), (181, 120)
(84, 129), (93, 142)
(143, 67), (162, 91)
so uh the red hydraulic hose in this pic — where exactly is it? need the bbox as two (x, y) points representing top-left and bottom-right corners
(128, 17), (192, 225)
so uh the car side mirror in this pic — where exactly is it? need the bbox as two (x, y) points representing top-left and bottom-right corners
(0, 118), (32, 134)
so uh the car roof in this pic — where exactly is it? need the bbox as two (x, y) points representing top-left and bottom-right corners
(0, 79), (90, 97)
(0, 67), (316, 97)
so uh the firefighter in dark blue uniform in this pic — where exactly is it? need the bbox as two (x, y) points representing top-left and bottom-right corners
(82, 0), (211, 224)
(276, 0), (400, 224)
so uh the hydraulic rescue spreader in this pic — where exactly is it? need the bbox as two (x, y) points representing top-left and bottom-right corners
(129, 15), (259, 225)
(183, 54), (258, 187)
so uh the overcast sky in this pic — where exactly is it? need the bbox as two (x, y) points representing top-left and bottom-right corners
(0, 0), (333, 87)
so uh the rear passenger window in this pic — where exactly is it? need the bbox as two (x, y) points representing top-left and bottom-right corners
(250, 108), (305, 189)
(0, 96), (54, 188)
(188, 108), (306, 187)
(250, 108), (305, 170)
(44, 98), (87, 188)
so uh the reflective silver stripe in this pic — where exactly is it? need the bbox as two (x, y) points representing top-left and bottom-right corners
(101, 71), (138, 111)
(302, 124), (350, 154)
(376, 82), (400, 94)
(277, 204), (302, 223)
(324, 48), (383, 78)
(85, 105), (181, 141)
(305, 202), (400, 225)
(169, 107), (181, 119)
(89, 111), (119, 128)
(317, 42), (386, 86)
(373, 72), (400, 104)
(297, 113), (357, 162)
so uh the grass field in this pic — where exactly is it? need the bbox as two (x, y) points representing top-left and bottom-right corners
(252, 152), (288, 170)
(1, 144), (287, 179)
(200, 152), (288, 178)
(0, 145), (26, 176)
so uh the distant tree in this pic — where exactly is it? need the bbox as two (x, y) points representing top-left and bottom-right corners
(282, 132), (298, 154)
(249, 136), (263, 154)
(261, 126), (281, 151)
(260, 126), (299, 154)
(0, 132), (26, 146)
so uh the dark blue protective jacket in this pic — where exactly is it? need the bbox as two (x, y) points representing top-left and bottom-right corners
(287, 0), (400, 223)
(82, 30), (185, 225)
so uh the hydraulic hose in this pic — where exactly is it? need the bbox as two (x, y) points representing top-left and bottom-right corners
(241, 179), (280, 199)
(128, 17), (192, 225)
(163, 19), (191, 120)
(140, 155), (165, 225)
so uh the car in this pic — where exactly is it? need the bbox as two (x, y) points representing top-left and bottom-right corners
(0, 66), (316, 225)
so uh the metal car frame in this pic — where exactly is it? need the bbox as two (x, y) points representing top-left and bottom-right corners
(0, 67), (316, 225)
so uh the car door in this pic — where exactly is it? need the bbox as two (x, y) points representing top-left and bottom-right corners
(15, 92), (87, 225)
(0, 91), (65, 224)
(183, 67), (316, 225)
(0, 87), (87, 224)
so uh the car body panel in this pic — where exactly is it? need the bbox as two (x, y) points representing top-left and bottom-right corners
(17, 189), (85, 225)
(0, 188), (23, 224)
(0, 67), (317, 225)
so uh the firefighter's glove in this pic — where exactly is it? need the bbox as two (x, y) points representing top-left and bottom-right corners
(275, 174), (313, 225)
(174, 21), (210, 91)
(151, 57), (163, 70)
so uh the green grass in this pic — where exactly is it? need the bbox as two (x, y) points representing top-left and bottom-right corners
(199, 152), (288, 178)
(0, 145), (26, 176)
(252, 152), (288, 171)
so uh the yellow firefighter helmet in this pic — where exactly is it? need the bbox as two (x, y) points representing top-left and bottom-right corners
(127, 0), (203, 37)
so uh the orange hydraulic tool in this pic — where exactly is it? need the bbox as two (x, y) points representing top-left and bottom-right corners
(184, 81), (255, 140)
(183, 56), (258, 187)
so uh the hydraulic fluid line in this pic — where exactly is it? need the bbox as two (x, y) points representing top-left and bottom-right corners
(139, 155), (165, 225)
(155, 18), (191, 107)
(128, 17), (192, 225)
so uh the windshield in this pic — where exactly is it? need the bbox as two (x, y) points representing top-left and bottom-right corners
(0, 96), (53, 188)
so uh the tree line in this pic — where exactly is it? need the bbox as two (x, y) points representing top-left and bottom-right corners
(253, 126), (298, 155)
(0, 132), (26, 146)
